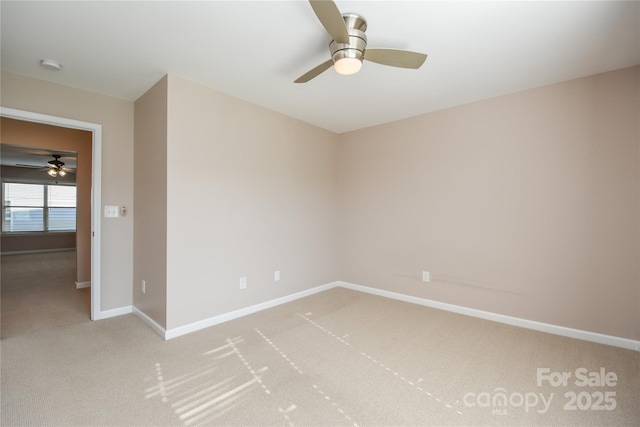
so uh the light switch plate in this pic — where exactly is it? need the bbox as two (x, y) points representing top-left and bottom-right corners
(104, 205), (119, 218)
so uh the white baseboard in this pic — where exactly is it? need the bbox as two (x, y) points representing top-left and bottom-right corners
(75, 281), (91, 289)
(92, 280), (639, 352)
(95, 305), (132, 320)
(163, 281), (338, 340)
(338, 281), (640, 352)
(132, 306), (167, 338)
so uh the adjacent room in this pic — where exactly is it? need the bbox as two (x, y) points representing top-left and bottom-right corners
(1, 1), (638, 426)
(1, 120), (92, 338)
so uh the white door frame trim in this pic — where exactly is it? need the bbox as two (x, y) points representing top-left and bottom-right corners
(1, 107), (102, 320)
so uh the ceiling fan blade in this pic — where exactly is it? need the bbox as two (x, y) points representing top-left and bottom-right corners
(364, 48), (428, 69)
(309, 0), (349, 44)
(294, 59), (334, 83)
(14, 164), (44, 169)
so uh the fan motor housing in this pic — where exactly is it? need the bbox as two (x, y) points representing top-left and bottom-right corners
(48, 154), (65, 168)
(330, 29), (366, 63)
(329, 14), (368, 64)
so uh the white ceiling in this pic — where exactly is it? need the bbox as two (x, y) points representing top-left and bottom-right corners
(1, 1), (639, 134)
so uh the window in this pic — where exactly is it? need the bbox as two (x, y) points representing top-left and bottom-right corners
(2, 182), (76, 232)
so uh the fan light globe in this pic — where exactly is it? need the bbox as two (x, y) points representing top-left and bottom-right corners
(334, 57), (362, 75)
(48, 168), (58, 177)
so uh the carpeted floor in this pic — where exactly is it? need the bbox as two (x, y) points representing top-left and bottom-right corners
(1, 250), (90, 338)
(1, 279), (639, 425)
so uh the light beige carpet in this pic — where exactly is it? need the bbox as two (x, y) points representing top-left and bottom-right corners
(1, 286), (639, 426)
(1, 250), (90, 338)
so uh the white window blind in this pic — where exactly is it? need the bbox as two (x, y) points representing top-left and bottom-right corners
(47, 185), (77, 230)
(2, 182), (77, 232)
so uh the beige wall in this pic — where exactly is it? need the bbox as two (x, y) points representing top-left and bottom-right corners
(133, 76), (168, 327)
(338, 66), (640, 340)
(163, 75), (339, 329)
(1, 232), (75, 253)
(1, 71), (134, 311)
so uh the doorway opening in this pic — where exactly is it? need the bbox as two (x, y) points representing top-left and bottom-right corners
(0, 107), (102, 321)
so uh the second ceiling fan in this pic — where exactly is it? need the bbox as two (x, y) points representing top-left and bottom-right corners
(295, 0), (428, 83)
(46, 154), (73, 177)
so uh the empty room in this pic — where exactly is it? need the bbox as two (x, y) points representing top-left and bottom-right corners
(1, 1), (638, 426)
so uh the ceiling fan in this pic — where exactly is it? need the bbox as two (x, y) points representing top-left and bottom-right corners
(294, 0), (428, 83)
(14, 153), (76, 176)
(46, 154), (71, 177)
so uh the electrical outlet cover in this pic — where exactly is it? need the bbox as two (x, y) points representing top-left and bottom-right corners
(422, 271), (430, 282)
